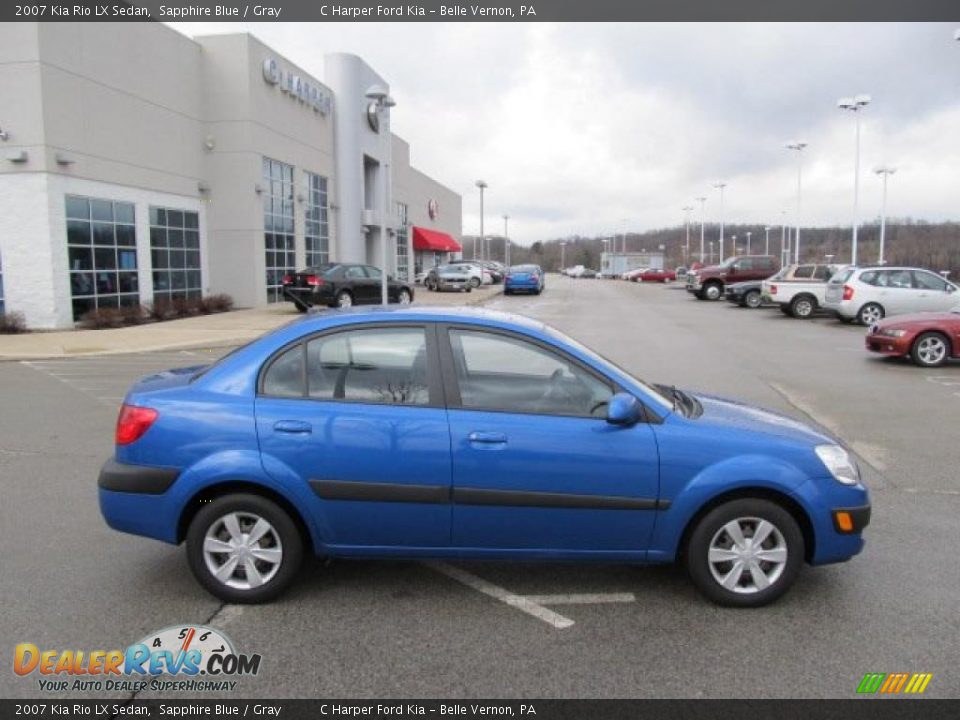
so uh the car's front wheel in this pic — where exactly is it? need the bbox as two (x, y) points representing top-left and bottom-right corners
(703, 283), (722, 301)
(397, 289), (412, 305)
(911, 331), (950, 367)
(335, 290), (353, 308)
(470, 277), (481, 289)
(186, 494), (303, 604)
(686, 498), (803, 607)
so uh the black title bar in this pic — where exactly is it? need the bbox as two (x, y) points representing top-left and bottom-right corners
(4, 0), (960, 22)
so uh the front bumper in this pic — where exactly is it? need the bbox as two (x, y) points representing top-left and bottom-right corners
(791, 477), (871, 565)
(437, 279), (468, 291)
(865, 332), (911, 356)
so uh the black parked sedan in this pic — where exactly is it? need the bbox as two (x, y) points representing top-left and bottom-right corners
(281, 263), (414, 310)
(725, 280), (768, 309)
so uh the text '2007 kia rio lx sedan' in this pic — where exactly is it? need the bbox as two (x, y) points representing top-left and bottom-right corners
(98, 307), (870, 608)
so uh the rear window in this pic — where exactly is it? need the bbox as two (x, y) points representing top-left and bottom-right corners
(813, 266), (833, 281)
(793, 265), (815, 279)
(831, 268), (855, 284)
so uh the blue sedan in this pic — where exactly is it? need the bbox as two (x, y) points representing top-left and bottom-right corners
(504, 265), (544, 295)
(99, 308), (869, 607)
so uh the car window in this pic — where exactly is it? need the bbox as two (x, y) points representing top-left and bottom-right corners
(344, 265), (366, 280)
(813, 266), (833, 281)
(858, 270), (878, 285)
(734, 258), (753, 271)
(793, 265), (814, 279)
(877, 270), (912, 289)
(305, 328), (429, 405)
(912, 271), (948, 291)
(448, 329), (613, 418)
(261, 344), (305, 397)
(365, 266), (382, 280)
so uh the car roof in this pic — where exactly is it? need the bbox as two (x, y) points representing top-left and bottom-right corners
(299, 305), (548, 332)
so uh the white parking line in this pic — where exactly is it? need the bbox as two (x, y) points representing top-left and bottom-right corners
(426, 562), (575, 629)
(523, 593), (636, 605)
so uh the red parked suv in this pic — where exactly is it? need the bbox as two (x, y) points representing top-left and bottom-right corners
(686, 255), (779, 301)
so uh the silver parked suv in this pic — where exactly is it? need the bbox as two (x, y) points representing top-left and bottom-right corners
(824, 266), (959, 325)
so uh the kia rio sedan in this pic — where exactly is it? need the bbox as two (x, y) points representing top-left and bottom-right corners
(99, 308), (870, 607)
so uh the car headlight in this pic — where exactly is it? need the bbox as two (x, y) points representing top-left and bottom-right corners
(879, 328), (907, 338)
(815, 445), (860, 485)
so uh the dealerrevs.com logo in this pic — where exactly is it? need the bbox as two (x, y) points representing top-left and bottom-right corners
(14, 625), (261, 693)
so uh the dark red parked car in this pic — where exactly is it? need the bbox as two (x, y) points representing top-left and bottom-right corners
(865, 308), (960, 367)
(637, 268), (677, 283)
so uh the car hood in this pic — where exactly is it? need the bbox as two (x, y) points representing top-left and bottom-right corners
(690, 391), (834, 446)
(878, 311), (959, 328)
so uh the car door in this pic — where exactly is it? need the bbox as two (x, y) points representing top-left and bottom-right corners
(439, 325), (661, 553)
(342, 264), (373, 303)
(875, 269), (916, 314)
(912, 270), (958, 312)
(255, 324), (452, 548)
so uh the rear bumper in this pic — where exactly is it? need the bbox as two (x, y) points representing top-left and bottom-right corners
(823, 301), (855, 319)
(98, 459), (181, 543)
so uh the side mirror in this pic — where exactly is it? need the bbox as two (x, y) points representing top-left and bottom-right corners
(607, 393), (641, 426)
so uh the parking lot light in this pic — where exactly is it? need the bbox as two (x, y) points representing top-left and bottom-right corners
(475, 180), (488, 260)
(837, 95), (871, 265)
(785, 141), (807, 264)
(712, 182), (727, 262)
(696, 196), (707, 263)
(682, 206), (694, 264)
(746, 231), (752, 255)
(764, 226), (771, 255)
(874, 166), (896, 265)
(732, 234), (738, 256)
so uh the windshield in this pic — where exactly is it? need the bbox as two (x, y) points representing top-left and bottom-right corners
(543, 325), (674, 412)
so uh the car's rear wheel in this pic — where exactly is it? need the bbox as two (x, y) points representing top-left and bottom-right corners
(743, 290), (761, 309)
(397, 289), (412, 305)
(186, 494), (303, 604)
(686, 498), (803, 607)
(857, 302), (884, 326)
(790, 295), (816, 319)
(335, 290), (353, 308)
(911, 332), (950, 367)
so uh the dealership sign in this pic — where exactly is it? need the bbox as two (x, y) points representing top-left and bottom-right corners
(262, 58), (332, 115)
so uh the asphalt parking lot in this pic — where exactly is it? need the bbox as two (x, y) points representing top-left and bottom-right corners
(2, 275), (959, 699)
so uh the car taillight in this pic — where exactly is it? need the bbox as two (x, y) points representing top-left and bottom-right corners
(116, 404), (158, 445)
(306, 275), (323, 286)
(281, 274), (293, 285)
(842, 285), (854, 301)
(769, 284), (777, 294)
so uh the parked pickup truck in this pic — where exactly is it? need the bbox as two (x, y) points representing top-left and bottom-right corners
(762, 263), (848, 318)
(686, 255), (779, 300)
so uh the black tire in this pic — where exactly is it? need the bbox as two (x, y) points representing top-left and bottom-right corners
(911, 331), (951, 368)
(743, 290), (762, 309)
(466, 287), (472, 293)
(426, 281), (436, 292)
(857, 302), (884, 326)
(335, 290), (353, 308)
(503, 289), (511, 296)
(397, 289), (412, 305)
(686, 498), (804, 608)
(186, 493), (304, 604)
(789, 295), (817, 319)
(295, 304), (309, 314)
(703, 282), (723, 301)
(470, 277), (481, 289)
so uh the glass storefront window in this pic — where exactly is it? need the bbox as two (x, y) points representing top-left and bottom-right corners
(149, 206), (202, 303)
(305, 172), (330, 268)
(395, 202), (409, 280)
(263, 158), (296, 303)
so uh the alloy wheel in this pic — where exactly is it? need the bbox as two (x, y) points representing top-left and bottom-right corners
(337, 292), (353, 308)
(916, 336), (947, 366)
(794, 299), (813, 317)
(745, 291), (761, 308)
(707, 517), (787, 594)
(705, 285), (721, 301)
(398, 290), (412, 305)
(203, 512), (283, 590)
(858, 304), (882, 325)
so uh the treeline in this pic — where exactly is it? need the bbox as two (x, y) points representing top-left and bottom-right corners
(467, 220), (960, 278)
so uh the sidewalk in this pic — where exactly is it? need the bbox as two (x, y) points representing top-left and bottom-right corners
(0, 284), (501, 360)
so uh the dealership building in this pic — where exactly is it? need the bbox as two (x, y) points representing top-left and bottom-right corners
(0, 23), (463, 329)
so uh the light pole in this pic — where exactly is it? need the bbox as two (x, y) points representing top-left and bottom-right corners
(682, 206), (693, 265)
(731, 234), (738, 256)
(874, 166), (896, 265)
(560, 240), (567, 270)
(709, 240), (715, 264)
(503, 215), (510, 266)
(780, 211), (788, 267)
(713, 182), (727, 262)
(746, 231), (752, 255)
(785, 141), (807, 264)
(475, 180), (487, 260)
(365, 86), (396, 305)
(764, 226), (771, 255)
(838, 95), (871, 264)
(696, 196), (707, 264)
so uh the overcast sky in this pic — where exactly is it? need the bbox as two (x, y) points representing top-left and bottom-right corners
(172, 22), (960, 245)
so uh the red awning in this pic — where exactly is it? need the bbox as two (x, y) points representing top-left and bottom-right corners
(413, 226), (462, 253)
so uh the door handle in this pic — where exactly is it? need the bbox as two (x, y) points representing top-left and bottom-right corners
(273, 420), (312, 434)
(468, 431), (507, 445)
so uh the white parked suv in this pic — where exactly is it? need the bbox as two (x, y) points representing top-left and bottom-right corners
(824, 266), (959, 325)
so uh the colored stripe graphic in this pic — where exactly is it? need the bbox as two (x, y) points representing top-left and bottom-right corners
(858, 672), (932, 695)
